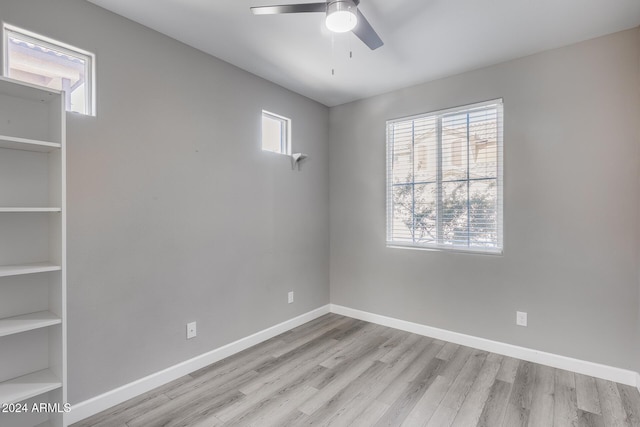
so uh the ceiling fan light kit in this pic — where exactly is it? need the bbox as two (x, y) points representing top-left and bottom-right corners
(325, 1), (358, 33)
(250, 0), (383, 50)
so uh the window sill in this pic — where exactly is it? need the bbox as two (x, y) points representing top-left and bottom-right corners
(386, 243), (503, 256)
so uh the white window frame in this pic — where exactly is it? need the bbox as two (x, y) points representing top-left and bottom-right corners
(261, 110), (291, 155)
(386, 99), (504, 255)
(3, 23), (96, 116)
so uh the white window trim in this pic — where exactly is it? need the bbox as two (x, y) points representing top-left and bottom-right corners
(3, 23), (96, 116)
(386, 99), (504, 255)
(262, 110), (291, 155)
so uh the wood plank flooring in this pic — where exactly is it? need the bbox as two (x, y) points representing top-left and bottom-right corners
(72, 314), (640, 427)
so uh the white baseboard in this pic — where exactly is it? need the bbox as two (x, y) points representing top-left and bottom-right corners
(68, 304), (331, 425)
(330, 304), (639, 388)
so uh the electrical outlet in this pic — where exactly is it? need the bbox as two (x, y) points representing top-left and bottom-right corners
(187, 321), (197, 339)
(516, 311), (527, 327)
(288, 291), (294, 304)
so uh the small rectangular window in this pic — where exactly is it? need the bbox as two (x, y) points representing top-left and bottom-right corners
(3, 24), (95, 115)
(262, 110), (291, 155)
(386, 99), (504, 254)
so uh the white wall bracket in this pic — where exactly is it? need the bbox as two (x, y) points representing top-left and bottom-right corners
(291, 153), (308, 171)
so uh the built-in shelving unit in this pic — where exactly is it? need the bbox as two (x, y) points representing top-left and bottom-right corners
(0, 77), (66, 427)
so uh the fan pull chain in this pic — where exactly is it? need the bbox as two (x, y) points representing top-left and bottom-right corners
(331, 33), (336, 76)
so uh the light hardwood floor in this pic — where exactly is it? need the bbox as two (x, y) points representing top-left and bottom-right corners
(72, 314), (640, 427)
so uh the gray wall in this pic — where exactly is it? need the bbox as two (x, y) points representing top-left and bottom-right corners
(0, 0), (330, 403)
(330, 29), (640, 371)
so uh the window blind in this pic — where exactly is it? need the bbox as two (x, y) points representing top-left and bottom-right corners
(386, 99), (503, 253)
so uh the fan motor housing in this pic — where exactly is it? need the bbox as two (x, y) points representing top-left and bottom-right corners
(327, 0), (357, 13)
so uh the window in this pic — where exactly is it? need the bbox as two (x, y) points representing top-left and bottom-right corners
(3, 24), (95, 115)
(262, 110), (291, 155)
(386, 99), (503, 253)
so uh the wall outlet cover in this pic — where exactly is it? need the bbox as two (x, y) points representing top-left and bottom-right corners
(516, 311), (527, 327)
(187, 321), (197, 339)
(288, 291), (294, 304)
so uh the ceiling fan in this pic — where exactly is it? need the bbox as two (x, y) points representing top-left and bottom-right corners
(250, 0), (383, 50)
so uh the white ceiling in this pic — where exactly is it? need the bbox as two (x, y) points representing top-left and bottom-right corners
(87, 0), (640, 107)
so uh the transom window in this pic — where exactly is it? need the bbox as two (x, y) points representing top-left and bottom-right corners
(261, 110), (291, 155)
(3, 24), (95, 115)
(386, 100), (504, 254)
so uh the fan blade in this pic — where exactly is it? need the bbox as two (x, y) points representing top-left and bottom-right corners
(352, 9), (383, 50)
(250, 3), (326, 15)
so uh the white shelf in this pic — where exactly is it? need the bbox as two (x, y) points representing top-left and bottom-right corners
(0, 369), (61, 405)
(0, 208), (61, 213)
(0, 77), (61, 101)
(0, 311), (61, 337)
(0, 135), (60, 152)
(0, 263), (61, 278)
